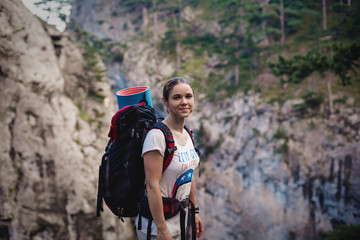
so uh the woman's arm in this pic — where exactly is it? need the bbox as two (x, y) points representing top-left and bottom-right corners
(143, 150), (172, 240)
(189, 176), (204, 238)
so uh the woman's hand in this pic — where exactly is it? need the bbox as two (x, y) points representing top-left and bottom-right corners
(195, 214), (203, 238)
(156, 226), (173, 240)
(189, 177), (203, 238)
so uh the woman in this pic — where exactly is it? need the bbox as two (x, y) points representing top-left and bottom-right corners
(136, 77), (204, 240)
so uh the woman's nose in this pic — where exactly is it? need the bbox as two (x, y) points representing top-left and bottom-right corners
(180, 97), (187, 105)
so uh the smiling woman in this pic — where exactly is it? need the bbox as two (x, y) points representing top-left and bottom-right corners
(136, 77), (203, 240)
(21, 0), (71, 32)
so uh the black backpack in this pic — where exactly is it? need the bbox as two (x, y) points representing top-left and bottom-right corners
(96, 102), (156, 218)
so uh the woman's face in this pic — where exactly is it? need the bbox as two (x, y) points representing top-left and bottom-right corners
(163, 82), (194, 119)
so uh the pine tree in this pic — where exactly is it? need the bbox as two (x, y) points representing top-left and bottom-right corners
(269, 41), (360, 115)
(322, 0), (327, 30)
(117, 0), (153, 36)
(217, 0), (247, 86)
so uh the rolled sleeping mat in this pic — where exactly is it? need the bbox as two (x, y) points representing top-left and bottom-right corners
(116, 86), (153, 109)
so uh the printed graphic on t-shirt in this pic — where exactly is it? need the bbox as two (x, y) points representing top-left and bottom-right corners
(172, 169), (193, 198)
(179, 148), (199, 171)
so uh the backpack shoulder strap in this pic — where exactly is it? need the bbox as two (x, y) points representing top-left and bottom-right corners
(184, 125), (195, 146)
(153, 122), (201, 175)
(184, 125), (201, 157)
(152, 121), (177, 172)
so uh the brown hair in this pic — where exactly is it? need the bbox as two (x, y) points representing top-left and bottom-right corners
(162, 77), (194, 101)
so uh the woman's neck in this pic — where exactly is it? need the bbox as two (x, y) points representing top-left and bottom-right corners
(163, 115), (185, 133)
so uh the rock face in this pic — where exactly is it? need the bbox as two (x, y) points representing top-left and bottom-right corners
(0, 1), (134, 239)
(2, 0), (359, 240)
(190, 96), (360, 240)
(70, 0), (175, 91)
(68, 0), (360, 239)
(70, 0), (142, 42)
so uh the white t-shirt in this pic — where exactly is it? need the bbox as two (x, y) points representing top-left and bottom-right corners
(136, 128), (200, 237)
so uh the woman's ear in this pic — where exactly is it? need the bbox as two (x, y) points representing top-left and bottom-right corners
(162, 97), (169, 113)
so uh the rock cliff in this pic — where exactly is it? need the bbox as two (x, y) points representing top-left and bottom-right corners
(69, 1), (360, 239)
(190, 96), (360, 239)
(0, 0), (134, 239)
(1, 0), (359, 240)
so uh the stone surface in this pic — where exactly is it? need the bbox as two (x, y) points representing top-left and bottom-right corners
(0, 0), (134, 239)
(1, 0), (359, 239)
(194, 95), (360, 240)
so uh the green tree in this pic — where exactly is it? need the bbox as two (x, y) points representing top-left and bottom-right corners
(257, 0), (314, 45)
(322, 0), (327, 30)
(157, 0), (192, 70)
(331, 1), (360, 40)
(117, 0), (153, 35)
(269, 41), (360, 114)
(217, 0), (248, 86)
(322, 224), (360, 240)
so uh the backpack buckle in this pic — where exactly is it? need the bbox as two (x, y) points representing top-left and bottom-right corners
(181, 198), (190, 209)
(168, 146), (177, 154)
(117, 207), (125, 222)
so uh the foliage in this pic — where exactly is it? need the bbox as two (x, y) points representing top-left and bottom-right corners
(68, 22), (127, 105)
(158, 29), (178, 58)
(76, 103), (96, 123)
(118, 0), (153, 12)
(330, 2), (360, 40)
(193, 121), (222, 159)
(273, 128), (287, 140)
(273, 128), (289, 153)
(112, 51), (124, 63)
(88, 89), (106, 103)
(268, 41), (360, 85)
(267, 96), (287, 106)
(83, 45), (106, 82)
(70, 21), (126, 63)
(331, 42), (360, 84)
(293, 91), (323, 114)
(301, 91), (323, 109)
(62, 0), (360, 103)
(321, 224), (360, 240)
(182, 33), (222, 56)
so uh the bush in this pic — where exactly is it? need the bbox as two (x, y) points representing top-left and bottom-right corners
(322, 224), (360, 240)
(273, 128), (289, 153)
(293, 91), (323, 113)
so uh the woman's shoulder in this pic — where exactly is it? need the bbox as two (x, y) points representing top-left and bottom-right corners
(147, 128), (164, 136)
(145, 128), (165, 142)
(142, 128), (166, 156)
